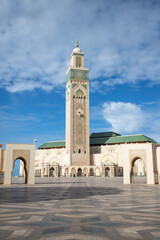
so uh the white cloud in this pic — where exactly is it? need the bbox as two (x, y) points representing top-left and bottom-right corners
(0, 0), (160, 92)
(102, 101), (160, 142)
(102, 102), (146, 134)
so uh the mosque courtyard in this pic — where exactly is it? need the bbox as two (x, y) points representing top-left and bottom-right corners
(0, 177), (160, 240)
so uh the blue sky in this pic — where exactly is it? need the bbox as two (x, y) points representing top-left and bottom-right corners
(1, 0), (160, 152)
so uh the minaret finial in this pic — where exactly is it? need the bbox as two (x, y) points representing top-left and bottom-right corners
(76, 40), (79, 48)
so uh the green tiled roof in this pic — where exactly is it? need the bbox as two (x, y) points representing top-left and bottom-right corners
(90, 134), (157, 145)
(38, 133), (157, 149)
(90, 132), (121, 138)
(39, 141), (65, 149)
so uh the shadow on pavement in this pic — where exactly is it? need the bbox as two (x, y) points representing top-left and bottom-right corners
(0, 186), (122, 203)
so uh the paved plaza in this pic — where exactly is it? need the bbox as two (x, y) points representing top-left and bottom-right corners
(0, 177), (160, 240)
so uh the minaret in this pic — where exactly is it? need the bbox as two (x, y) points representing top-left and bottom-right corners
(66, 41), (90, 166)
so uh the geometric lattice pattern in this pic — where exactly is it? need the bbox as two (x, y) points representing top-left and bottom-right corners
(0, 177), (160, 239)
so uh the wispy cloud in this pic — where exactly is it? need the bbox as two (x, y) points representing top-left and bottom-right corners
(102, 102), (145, 134)
(0, 108), (56, 133)
(102, 101), (160, 142)
(0, 107), (64, 147)
(0, 0), (160, 92)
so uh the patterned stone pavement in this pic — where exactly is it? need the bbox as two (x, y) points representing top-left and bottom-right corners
(0, 177), (160, 240)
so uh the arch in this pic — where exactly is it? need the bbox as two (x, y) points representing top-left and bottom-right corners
(130, 157), (146, 184)
(105, 167), (110, 177)
(95, 168), (100, 176)
(95, 147), (100, 154)
(35, 160), (41, 177)
(35, 168), (41, 177)
(123, 146), (158, 185)
(90, 168), (94, 176)
(12, 157), (28, 184)
(76, 89), (83, 95)
(4, 144), (35, 185)
(35, 160), (41, 167)
(71, 168), (76, 177)
(101, 154), (116, 165)
(83, 167), (88, 177)
(59, 167), (62, 177)
(50, 167), (55, 177)
(65, 168), (69, 177)
(49, 157), (60, 165)
(77, 168), (82, 177)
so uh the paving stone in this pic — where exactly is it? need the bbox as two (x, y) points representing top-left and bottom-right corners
(81, 226), (106, 235)
(81, 217), (100, 222)
(0, 177), (160, 240)
(43, 226), (70, 234)
(52, 217), (71, 222)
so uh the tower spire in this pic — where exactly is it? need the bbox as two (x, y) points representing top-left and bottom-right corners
(76, 40), (79, 48)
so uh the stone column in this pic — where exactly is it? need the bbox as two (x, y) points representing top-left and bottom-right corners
(146, 143), (154, 184)
(123, 147), (130, 184)
(62, 168), (65, 176)
(156, 146), (160, 184)
(41, 166), (44, 177)
(110, 166), (114, 177)
(47, 165), (50, 177)
(4, 145), (12, 185)
(56, 166), (58, 177)
(44, 165), (48, 176)
(102, 165), (105, 177)
(69, 168), (71, 177)
(0, 145), (2, 172)
(28, 145), (35, 184)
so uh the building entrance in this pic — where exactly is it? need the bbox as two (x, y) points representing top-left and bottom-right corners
(77, 168), (82, 177)
(105, 167), (110, 177)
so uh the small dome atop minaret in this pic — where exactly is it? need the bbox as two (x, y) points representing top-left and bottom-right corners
(72, 40), (81, 53)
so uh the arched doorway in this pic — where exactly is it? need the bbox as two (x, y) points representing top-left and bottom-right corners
(90, 168), (94, 176)
(95, 168), (100, 176)
(83, 168), (88, 177)
(50, 167), (55, 177)
(71, 168), (76, 177)
(35, 160), (41, 177)
(65, 168), (69, 177)
(4, 144), (35, 185)
(105, 167), (110, 177)
(130, 158), (146, 184)
(12, 158), (28, 184)
(77, 168), (82, 177)
(59, 167), (62, 177)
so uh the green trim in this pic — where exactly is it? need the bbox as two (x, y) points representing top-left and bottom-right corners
(90, 132), (121, 138)
(82, 84), (87, 89)
(66, 69), (89, 83)
(76, 89), (83, 95)
(72, 83), (78, 89)
(66, 84), (70, 96)
(71, 52), (84, 56)
(39, 141), (65, 149)
(90, 134), (157, 145)
(66, 71), (70, 84)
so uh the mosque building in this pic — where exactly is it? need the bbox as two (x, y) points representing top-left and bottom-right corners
(30, 41), (159, 182)
(0, 42), (159, 185)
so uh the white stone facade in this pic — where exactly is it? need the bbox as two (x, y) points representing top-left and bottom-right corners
(34, 142), (159, 184)
(1, 143), (35, 185)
